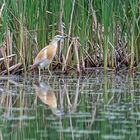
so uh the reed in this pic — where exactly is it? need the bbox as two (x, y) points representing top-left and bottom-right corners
(0, 0), (139, 74)
(129, 0), (137, 69)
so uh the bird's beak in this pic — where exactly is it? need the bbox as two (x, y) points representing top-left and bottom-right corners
(60, 35), (66, 39)
(59, 36), (65, 41)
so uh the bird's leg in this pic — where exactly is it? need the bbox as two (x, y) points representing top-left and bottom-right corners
(43, 68), (45, 75)
(48, 67), (52, 76)
(39, 67), (41, 81)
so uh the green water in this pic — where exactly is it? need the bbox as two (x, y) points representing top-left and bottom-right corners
(0, 73), (140, 140)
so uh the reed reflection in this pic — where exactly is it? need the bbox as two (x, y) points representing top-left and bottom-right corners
(34, 81), (64, 117)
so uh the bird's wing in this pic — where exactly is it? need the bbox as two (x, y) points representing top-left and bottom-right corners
(34, 46), (48, 66)
(33, 44), (55, 66)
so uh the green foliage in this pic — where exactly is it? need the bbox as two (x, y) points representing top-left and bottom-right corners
(0, 0), (139, 72)
(0, 4), (7, 44)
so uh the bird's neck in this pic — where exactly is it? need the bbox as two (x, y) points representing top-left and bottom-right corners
(49, 41), (58, 47)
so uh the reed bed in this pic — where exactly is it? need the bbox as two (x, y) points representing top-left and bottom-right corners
(0, 0), (139, 75)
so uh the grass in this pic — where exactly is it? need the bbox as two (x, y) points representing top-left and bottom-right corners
(0, 0), (140, 74)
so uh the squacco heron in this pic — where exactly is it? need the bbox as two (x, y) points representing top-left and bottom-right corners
(33, 35), (65, 76)
(34, 81), (64, 116)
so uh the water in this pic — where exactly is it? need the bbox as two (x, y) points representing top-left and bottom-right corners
(0, 73), (140, 140)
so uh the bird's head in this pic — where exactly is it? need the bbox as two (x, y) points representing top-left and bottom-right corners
(51, 35), (65, 43)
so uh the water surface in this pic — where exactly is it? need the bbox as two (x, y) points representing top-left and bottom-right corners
(0, 73), (140, 140)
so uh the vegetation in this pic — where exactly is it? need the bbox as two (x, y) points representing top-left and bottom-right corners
(0, 0), (140, 75)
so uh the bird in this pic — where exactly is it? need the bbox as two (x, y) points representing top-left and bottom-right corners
(32, 35), (65, 77)
(34, 81), (64, 117)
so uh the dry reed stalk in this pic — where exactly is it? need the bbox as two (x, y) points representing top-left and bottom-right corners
(59, 0), (64, 58)
(19, 15), (27, 73)
(0, 45), (10, 75)
(88, 0), (97, 31)
(67, 0), (75, 47)
(5, 30), (12, 58)
(0, 63), (22, 75)
(62, 40), (74, 71)
(81, 55), (85, 71)
(0, 54), (16, 62)
(73, 37), (80, 73)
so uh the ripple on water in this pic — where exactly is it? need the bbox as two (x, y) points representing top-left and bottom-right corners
(101, 134), (125, 140)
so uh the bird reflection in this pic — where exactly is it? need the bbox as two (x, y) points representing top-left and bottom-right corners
(34, 81), (64, 117)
